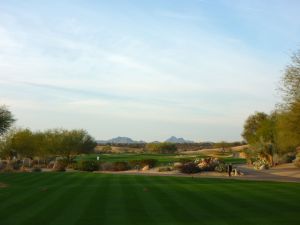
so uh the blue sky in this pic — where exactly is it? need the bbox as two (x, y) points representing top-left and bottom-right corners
(0, 0), (300, 142)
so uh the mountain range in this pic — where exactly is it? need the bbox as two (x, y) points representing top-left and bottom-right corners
(97, 136), (194, 144)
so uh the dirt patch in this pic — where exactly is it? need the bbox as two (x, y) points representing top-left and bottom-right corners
(0, 182), (8, 188)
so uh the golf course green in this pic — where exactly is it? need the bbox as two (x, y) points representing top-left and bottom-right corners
(0, 172), (300, 225)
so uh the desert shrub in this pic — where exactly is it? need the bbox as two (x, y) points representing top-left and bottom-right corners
(129, 159), (158, 169)
(253, 159), (270, 170)
(215, 163), (227, 173)
(180, 162), (201, 174)
(53, 159), (68, 172)
(146, 142), (177, 154)
(0, 161), (7, 170)
(112, 161), (129, 171)
(158, 167), (172, 172)
(279, 153), (296, 164)
(196, 157), (220, 171)
(31, 166), (42, 172)
(140, 159), (157, 168)
(100, 162), (113, 171)
(2, 167), (15, 173)
(76, 160), (99, 172)
(8, 160), (22, 170)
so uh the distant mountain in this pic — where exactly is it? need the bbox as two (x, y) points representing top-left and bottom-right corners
(165, 136), (194, 143)
(97, 136), (145, 144)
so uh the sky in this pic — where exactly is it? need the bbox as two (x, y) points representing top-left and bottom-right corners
(0, 0), (300, 142)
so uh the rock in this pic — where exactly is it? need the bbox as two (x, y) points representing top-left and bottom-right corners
(259, 165), (266, 170)
(142, 165), (149, 171)
(173, 162), (183, 168)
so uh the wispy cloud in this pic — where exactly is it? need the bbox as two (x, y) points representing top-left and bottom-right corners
(0, 0), (299, 141)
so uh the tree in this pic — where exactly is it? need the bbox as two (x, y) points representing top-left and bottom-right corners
(242, 112), (269, 145)
(11, 129), (36, 159)
(146, 142), (177, 154)
(279, 50), (300, 107)
(46, 129), (97, 162)
(242, 112), (278, 165)
(0, 105), (15, 136)
(276, 50), (300, 151)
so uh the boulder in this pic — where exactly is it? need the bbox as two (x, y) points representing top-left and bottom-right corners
(173, 162), (183, 169)
(142, 165), (149, 171)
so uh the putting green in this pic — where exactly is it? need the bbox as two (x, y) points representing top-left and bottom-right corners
(0, 173), (299, 225)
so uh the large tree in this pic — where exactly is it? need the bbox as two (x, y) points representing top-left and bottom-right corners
(276, 50), (300, 151)
(46, 129), (97, 162)
(279, 50), (300, 107)
(0, 105), (15, 136)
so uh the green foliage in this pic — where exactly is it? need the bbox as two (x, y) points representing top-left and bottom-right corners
(279, 50), (300, 105)
(215, 163), (227, 173)
(146, 142), (177, 154)
(76, 160), (99, 172)
(242, 112), (269, 145)
(45, 129), (97, 161)
(0, 105), (15, 136)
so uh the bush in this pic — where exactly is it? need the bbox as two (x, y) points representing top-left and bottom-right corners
(112, 162), (129, 171)
(253, 159), (270, 170)
(180, 162), (201, 174)
(215, 163), (227, 173)
(196, 157), (220, 171)
(53, 159), (68, 172)
(8, 161), (22, 170)
(100, 162), (114, 171)
(0, 161), (7, 170)
(129, 159), (158, 169)
(146, 143), (177, 154)
(76, 160), (99, 172)
(279, 153), (296, 164)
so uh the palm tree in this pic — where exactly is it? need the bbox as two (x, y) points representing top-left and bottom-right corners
(0, 105), (15, 136)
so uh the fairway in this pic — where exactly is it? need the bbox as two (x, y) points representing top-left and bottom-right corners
(0, 173), (300, 225)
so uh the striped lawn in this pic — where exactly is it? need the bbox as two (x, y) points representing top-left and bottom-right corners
(0, 173), (300, 225)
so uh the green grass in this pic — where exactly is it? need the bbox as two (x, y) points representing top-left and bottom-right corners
(77, 153), (246, 165)
(0, 173), (300, 225)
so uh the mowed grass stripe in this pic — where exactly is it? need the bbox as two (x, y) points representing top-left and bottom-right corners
(221, 182), (300, 224)
(0, 173), (80, 225)
(134, 175), (190, 225)
(156, 177), (269, 225)
(121, 175), (156, 225)
(155, 176), (235, 225)
(0, 172), (69, 212)
(139, 175), (207, 225)
(73, 174), (113, 225)
(0, 172), (68, 204)
(100, 174), (130, 225)
(16, 172), (94, 225)
(44, 173), (100, 225)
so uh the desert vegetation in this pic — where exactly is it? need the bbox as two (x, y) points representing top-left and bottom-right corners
(242, 50), (300, 169)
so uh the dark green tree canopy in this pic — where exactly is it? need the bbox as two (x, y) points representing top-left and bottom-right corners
(0, 105), (15, 135)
